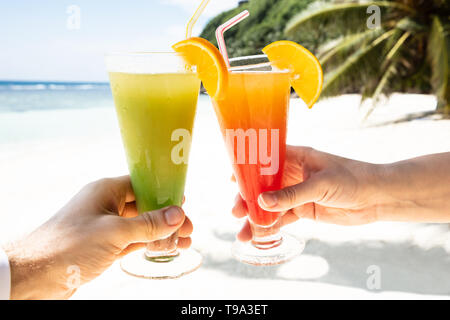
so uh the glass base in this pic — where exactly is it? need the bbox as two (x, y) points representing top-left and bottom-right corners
(232, 233), (305, 266)
(120, 248), (202, 279)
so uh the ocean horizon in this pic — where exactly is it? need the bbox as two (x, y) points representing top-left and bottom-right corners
(0, 79), (211, 114)
(0, 80), (113, 113)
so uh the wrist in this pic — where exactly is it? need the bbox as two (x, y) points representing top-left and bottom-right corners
(370, 163), (393, 221)
(357, 162), (390, 223)
(371, 162), (419, 222)
(3, 242), (48, 300)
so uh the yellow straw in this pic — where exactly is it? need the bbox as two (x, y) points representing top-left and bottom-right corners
(186, 0), (211, 39)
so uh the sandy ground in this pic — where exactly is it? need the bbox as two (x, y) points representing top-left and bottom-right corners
(0, 94), (449, 299)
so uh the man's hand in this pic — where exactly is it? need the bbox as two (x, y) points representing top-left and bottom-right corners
(4, 176), (193, 299)
(233, 146), (450, 241)
(233, 146), (381, 241)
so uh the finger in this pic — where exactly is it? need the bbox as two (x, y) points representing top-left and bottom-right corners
(125, 206), (186, 243)
(177, 237), (192, 249)
(121, 202), (138, 218)
(231, 175), (236, 182)
(258, 173), (328, 212)
(122, 204), (193, 237)
(232, 194), (247, 218)
(237, 219), (252, 242)
(287, 146), (328, 170)
(292, 203), (316, 220)
(104, 175), (135, 203)
(94, 176), (135, 215)
(281, 211), (300, 227)
(178, 216), (193, 238)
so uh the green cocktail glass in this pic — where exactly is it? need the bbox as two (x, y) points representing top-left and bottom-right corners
(106, 52), (202, 279)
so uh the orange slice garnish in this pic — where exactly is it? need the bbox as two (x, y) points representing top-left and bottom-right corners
(263, 41), (323, 108)
(172, 37), (228, 100)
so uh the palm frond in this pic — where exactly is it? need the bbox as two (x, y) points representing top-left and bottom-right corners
(322, 29), (396, 96)
(394, 17), (426, 33)
(318, 27), (385, 65)
(382, 31), (411, 68)
(427, 16), (449, 111)
(285, 1), (416, 36)
(362, 30), (411, 106)
(364, 61), (399, 119)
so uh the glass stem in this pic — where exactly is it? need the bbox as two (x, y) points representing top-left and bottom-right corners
(144, 231), (179, 262)
(249, 220), (283, 250)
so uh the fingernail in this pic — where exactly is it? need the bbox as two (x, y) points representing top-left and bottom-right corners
(259, 192), (278, 208)
(164, 207), (184, 226)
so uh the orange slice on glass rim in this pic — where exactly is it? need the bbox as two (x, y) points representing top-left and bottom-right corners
(172, 37), (228, 100)
(263, 41), (323, 108)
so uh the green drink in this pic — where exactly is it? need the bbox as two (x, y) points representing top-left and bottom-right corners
(106, 52), (202, 279)
(109, 72), (200, 212)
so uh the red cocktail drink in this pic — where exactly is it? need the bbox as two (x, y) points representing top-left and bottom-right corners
(211, 57), (304, 265)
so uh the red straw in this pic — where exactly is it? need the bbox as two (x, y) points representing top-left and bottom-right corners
(215, 10), (250, 68)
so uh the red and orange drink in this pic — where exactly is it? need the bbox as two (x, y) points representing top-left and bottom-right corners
(212, 71), (289, 228)
(212, 57), (304, 265)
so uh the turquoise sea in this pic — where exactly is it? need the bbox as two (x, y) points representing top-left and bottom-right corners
(0, 80), (212, 145)
(0, 80), (114, 113)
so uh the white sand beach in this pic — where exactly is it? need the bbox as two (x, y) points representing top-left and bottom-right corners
(1, 94), (449, 299)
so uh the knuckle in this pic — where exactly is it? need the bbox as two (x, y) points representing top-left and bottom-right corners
(316, 174), (338, 202)
(298, 146), (315, 158)
(85, 178), (113, 194)
(303, 146), (315, 155)
(141, 212), (157, 240)
(281, 186), (298, 206)
(96, 177), (113, 187)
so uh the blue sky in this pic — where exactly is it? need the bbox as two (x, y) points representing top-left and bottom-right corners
(0, 0), (239, 82)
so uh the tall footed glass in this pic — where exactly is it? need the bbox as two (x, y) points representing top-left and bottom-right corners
(106, 52), (202, 278)
(211, 55), (305, 265)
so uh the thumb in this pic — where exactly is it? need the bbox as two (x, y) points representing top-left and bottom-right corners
(126, 206), (186, 242)
(258, 174), (327, 212)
